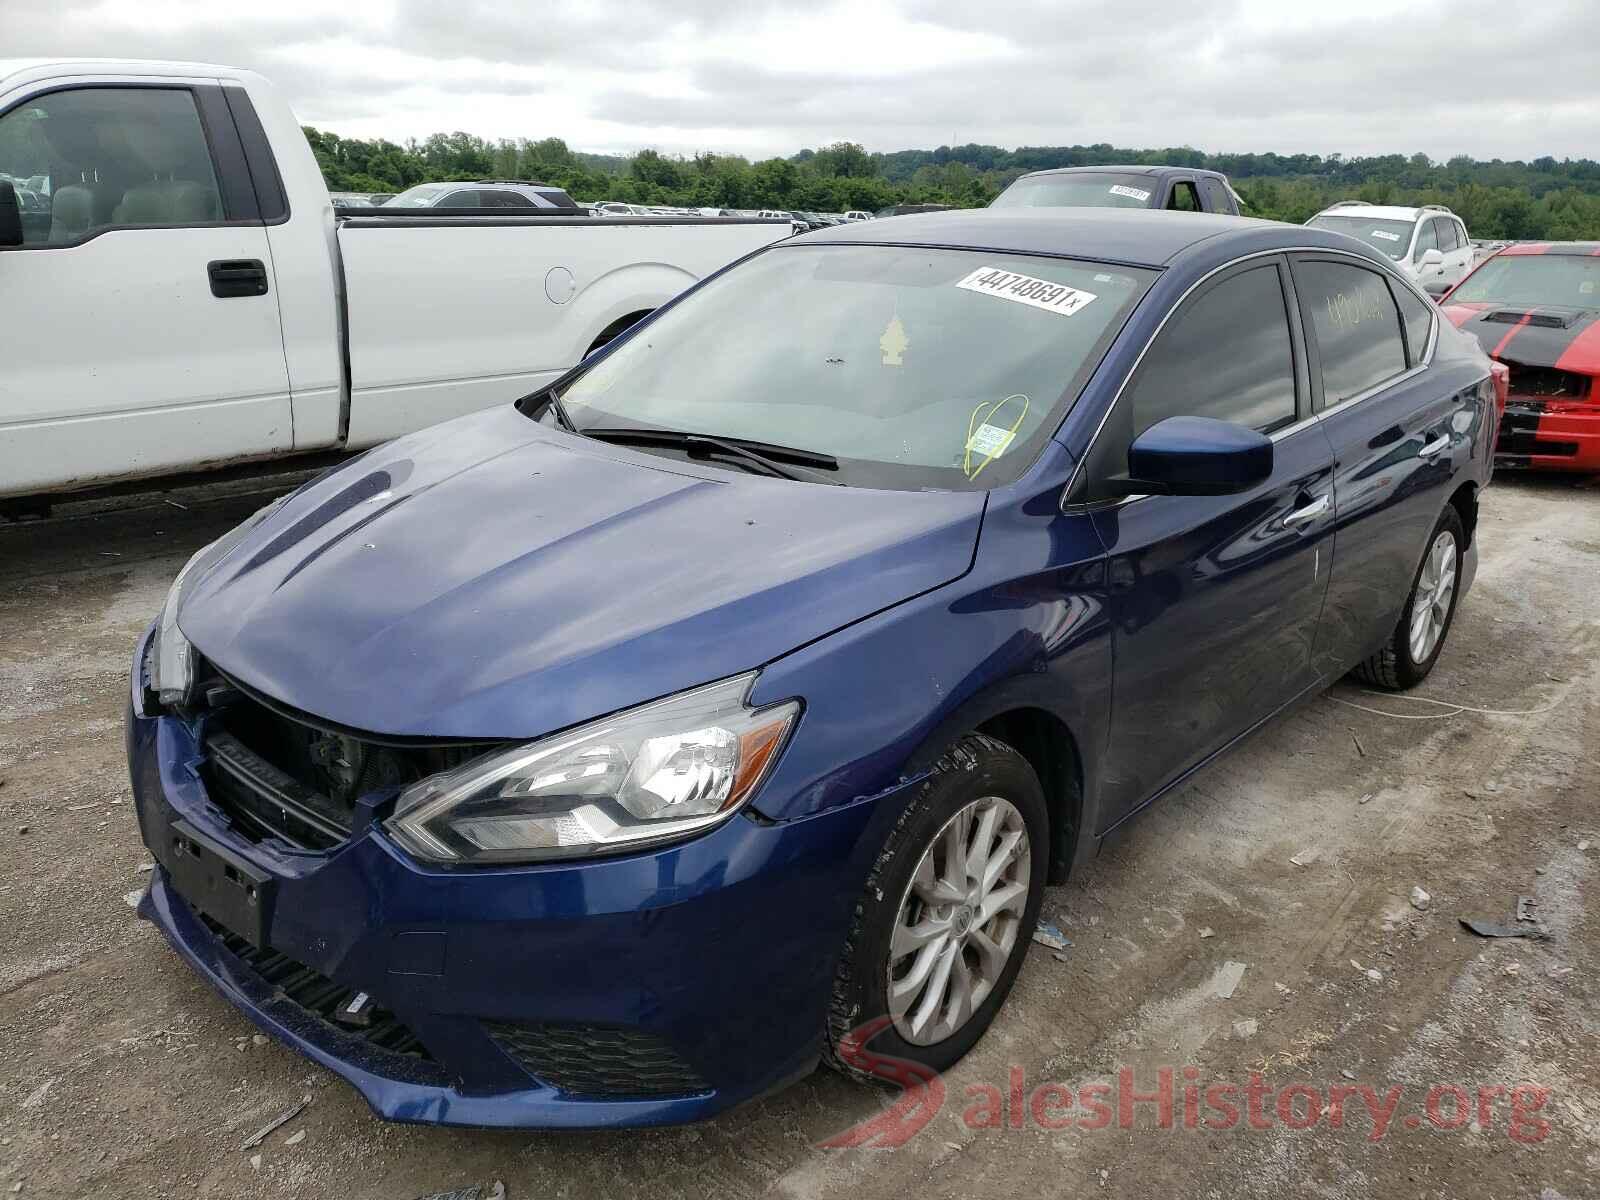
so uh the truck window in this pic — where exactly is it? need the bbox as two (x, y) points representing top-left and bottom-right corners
(1200, 178), (1233, 213)
(1167, 181), (1201, 212)
(0, 87), (225, 247)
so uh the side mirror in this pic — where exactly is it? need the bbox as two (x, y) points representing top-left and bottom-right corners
(1108, 415), (1274, 497)
(0, 181), (22, 247)
(1420, 248), (1444, 269)
(1424, 278), (1453, 298)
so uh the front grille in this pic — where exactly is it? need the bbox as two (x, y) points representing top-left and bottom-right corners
(195, 911), (443, 1072)
(1503, 362), (1588, 400)
(484, 1021), (710, 1099)
(195, 665), (502, 851)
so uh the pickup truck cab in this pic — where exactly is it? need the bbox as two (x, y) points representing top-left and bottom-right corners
(0, 60), (791, 503)
(990, 165), (1241, 215)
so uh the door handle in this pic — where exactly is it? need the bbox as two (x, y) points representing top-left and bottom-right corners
(1283, 494), (1330, 527)
(1418, 434), (1450, 459)
(207, 259), (268, 299)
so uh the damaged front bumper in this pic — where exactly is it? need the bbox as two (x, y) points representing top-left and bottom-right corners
(125, 625), (897, 1129)
(1495, 399), (1600, 471)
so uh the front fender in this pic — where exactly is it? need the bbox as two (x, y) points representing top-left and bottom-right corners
(746, 488), (1112, 862)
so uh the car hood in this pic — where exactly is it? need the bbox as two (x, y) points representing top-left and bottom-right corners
(179, 406), (985, 739)
(1441, 302), (1600, 373)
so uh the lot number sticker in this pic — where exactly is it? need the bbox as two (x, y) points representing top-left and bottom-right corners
(1371, 229), (1402, 242)
(1109, 184), (1152, 202)
(956, 266), (1098, 317)
(966, 422), (1017, 458)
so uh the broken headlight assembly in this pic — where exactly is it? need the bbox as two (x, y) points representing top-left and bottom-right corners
(384, 674), (799, 865)
(147, 497), (286, 708)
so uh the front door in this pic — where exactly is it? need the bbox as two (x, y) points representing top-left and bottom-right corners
(0, 81), (290, 496)
(1072, 257), (1337, 826)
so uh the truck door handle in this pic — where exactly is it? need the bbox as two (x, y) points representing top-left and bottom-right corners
(1283, 494), (1330, 527)
(207, 259), (269, 298)
(1418, 434), (1450, 459)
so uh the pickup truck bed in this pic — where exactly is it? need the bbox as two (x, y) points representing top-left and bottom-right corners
(0, 59), (790, 501)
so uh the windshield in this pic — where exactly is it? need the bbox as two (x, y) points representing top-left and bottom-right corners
(385, 183), (451, 208)
(548, 244), (1155, 490)
(991, 173), (1158, 209)
(1449, 253), (1600, 308)
(1306, 215), (1417, 261)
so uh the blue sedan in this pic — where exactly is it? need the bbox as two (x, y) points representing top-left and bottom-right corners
(126, 209), (1496, 1128)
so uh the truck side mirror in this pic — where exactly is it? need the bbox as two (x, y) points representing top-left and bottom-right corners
(0, 181), (23, 247)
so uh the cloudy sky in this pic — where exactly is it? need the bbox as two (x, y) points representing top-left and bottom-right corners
(8, 0), (1598, 162)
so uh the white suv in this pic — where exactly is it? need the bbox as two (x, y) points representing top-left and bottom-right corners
(1305, 202), (1473, 294)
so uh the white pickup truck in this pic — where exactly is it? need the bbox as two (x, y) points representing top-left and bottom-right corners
(0, 60), (791, 504)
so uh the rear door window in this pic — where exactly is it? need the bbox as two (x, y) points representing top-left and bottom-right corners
(1293, 259), (1410, 405)
(1435, 217), (1458, 251)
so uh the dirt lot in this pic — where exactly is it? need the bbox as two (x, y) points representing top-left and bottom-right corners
(1, 471), (1596, 1200)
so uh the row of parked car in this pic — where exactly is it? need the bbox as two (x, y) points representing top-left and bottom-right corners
(327, 182), (878, 229)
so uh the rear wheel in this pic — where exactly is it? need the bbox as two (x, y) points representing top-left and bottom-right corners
(824, 733), (1048, 1078)
(1353, 505), (1464, 690)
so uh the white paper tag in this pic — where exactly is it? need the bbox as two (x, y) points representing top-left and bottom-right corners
(955, 266), (1098, 318)
(1371, 230), (1401, 242)
(966, 423), (1016, 457)
(1109, 184), (1152, 202)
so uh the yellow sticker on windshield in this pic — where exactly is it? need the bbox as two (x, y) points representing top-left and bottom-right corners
(880, 315), (909, 366)
(956, 266), (1098, 317)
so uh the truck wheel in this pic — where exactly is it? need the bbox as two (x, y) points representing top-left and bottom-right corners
(1353, 505), (1464, 691)
(823, 733), (1048, 1080)
(585, 310), (650, 357)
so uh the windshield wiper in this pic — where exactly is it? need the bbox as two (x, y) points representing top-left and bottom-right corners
(580, 426), (840, 484)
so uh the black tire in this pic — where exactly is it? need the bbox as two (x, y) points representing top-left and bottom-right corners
(1353, 505), (1465, 691)
(823, 732), (1049, 1081)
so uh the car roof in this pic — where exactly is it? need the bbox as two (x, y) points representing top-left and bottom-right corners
(1313, 204), (1453, 223)
(1016, 164), (1229, 181)
(788, 208), (1376, 270)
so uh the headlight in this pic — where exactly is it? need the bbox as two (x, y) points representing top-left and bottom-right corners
(385, 673), (799, 865)
(148, 496), (287, 707)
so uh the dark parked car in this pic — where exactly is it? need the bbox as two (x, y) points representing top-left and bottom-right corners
(128, 209), (1495, 1130)
(992, 165), (1241, 215)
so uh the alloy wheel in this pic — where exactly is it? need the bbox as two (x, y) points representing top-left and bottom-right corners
(886, 795), (1031, 1046)
(1408, 529), (1458, 664)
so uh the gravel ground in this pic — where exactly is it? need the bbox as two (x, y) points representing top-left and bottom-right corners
(1, 470), (1596, 1200)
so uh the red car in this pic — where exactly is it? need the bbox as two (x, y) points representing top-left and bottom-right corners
(1439, 242), (1600, 471)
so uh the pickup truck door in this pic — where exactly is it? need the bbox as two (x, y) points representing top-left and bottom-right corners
(0, 80), (290, 497)
(1078, 257), (1335, 827)
(1286, 254), (1461, 675)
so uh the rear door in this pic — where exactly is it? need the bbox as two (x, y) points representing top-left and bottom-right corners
(0, 79), (291, 496)
(1289, 254), (1456, 674)
(1077, 257), (1336, 824)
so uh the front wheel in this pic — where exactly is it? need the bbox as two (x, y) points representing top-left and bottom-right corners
(824, 733), (1048, 1079)
(1354, 505), (1464, 690)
